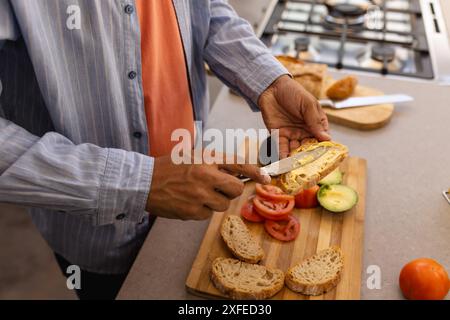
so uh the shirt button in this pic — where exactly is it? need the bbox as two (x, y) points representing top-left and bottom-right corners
(124, 4), (134, 14)
(128, 71), (137, 80)
(116, 213), (127, 220)
(133, 131), (142, 139)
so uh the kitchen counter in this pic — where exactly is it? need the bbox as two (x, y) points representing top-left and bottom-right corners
(118, 3), (450, 300)
(118, 73), (450, 300)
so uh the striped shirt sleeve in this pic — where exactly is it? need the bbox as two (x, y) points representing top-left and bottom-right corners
(0, 118), (153, 226)
(0, 0), (152, 227)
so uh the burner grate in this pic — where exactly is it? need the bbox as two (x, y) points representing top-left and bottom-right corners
(262, 0), (434, 79)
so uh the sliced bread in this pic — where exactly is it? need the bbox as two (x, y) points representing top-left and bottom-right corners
(326, 75), (358, 100)
(211, 257), (285, 300)
(285, 246), (344, 296)
(220, 215), (264, 264)
(278, 139), (348, 195)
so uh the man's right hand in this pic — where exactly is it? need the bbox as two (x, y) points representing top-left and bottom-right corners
(146, 155), (270, 220)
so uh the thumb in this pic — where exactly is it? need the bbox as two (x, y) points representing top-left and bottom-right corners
(311, 127), (331, 141)
(218, 163), (271, 185)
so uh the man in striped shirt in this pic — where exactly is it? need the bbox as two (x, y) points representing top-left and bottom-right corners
(0, 0), (329, 299)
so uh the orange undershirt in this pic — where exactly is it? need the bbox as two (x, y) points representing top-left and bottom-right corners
(136, 0), (195, 157)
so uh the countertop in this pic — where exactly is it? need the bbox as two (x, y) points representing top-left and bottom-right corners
(117, 4), (450, 300)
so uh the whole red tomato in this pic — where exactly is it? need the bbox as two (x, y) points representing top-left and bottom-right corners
(399, 258), (449, 300)
(294, 185), (320, 209)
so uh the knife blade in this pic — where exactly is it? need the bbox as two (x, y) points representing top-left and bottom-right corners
(319, 94), (413, 109)
(443, 189), (450, 205)
(260, 146), (329, 177)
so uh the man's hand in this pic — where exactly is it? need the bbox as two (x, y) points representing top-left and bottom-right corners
(259, 75), (331, 159)
(146, 155), (270, 220)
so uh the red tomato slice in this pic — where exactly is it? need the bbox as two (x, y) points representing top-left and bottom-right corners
(255, 183), (294, 201)
(295, 185), (320, 209)
(240, 197), (264, 223)
(264, 215), (300, 242)
(253, 195), (295, 221)
(255, 209), (290, 221)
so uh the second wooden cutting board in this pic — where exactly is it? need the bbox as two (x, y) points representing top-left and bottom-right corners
(322, 78), (394, 130)
(186, 157), (367, 300)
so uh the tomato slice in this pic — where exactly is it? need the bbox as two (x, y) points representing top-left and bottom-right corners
(255, 208), (289, 221)
(255, 183), (294, 202)
(264, 215), (300, 242)
(240, 196), (265, 223)
(294, 185), (320, 209)
(252, 195), (295, 221)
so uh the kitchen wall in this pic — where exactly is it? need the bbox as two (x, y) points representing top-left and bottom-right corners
(441, 0), (450, 43)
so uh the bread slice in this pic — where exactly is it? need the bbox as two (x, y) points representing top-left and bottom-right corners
(278, 139), (348, 195)
(326, 76), (358, 100)
(220, 215), (264, 263)
(276, 55), (305, 74)
(285, 247), (344, 296)
(211, 257), (284, 299)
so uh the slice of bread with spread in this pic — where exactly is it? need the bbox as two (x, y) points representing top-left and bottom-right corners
(285, 246), (344, 296)
(278, 139), (348, 195)
(211, 257), (285, 299)
(220, 215), (264, 264)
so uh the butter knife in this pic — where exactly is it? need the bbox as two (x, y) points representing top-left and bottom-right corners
(238, 146), (329, 183)
(443, 189), (450, 205)
(319, 94), (413, 109)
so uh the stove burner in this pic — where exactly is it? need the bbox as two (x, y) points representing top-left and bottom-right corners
(262, 0), (434, 79)
(331, 4), (367, 18)
(324, 3), (367, 26)
(371, 45), (396, 62)
(294, 37), (310, 52)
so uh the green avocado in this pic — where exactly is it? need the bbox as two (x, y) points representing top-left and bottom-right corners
(318, 168), (343, 185)
(317, 184), (358, 213)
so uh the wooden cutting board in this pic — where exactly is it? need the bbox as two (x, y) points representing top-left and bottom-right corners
(322, 79), (394, 130)
(186, 157), (367, 300)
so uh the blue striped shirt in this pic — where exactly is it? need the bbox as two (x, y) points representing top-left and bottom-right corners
(0, 0), (287, 273)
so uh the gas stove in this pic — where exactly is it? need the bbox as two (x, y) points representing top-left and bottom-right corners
(259, 0), (450, 82)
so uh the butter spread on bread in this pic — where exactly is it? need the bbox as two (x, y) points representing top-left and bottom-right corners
(278, 139), (348, 195)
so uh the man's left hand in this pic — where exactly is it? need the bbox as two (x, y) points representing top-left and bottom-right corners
(258, 75), (331, 159)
